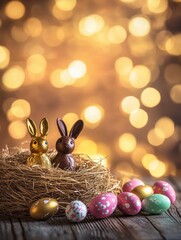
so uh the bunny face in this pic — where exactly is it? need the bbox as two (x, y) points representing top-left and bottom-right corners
(30, 137), (48, 154)
(56, 136), (75, 154)
(27, 117), (49, 154)
(55, 118), (84, 154)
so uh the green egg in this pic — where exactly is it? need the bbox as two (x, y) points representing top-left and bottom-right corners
(142, 194), (171, 214)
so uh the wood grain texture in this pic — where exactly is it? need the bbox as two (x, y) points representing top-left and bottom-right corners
(0, 177), (181, 240)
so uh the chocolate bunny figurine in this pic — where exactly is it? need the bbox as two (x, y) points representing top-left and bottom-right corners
(52, 118), (84, 170)
(26, 118), (52, 168)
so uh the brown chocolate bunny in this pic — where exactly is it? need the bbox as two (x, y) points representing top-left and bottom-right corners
(52, 118), (84, 170)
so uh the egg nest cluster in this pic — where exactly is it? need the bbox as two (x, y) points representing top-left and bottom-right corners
(0, 147), (121, 217)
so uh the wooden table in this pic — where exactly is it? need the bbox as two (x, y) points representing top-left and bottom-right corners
(1, 177), (181, 240)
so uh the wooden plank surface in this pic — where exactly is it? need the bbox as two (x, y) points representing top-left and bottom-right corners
(0, 177), (181, 240)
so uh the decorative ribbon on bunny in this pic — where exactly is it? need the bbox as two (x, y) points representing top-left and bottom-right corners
(52, 118), (84, 170)
(26, 118), (51, 168)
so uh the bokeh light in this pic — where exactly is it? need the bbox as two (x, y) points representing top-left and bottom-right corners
(141, 87), (161, 108)
(129, 65), (151, 88)
(142, 153), (166, 177)
(27, 54), (47, 75)
(121, 96), (140, 114)
(5, 1), (25, 20)
(76, 138), (97, 155)
(115, 57), (133, 76)
(0, 0), (181, 177)
(165, 34), (181, 56)
(83, 105), (104, 127)
(170, 84), (181, 103)
(52, 5), (73, 20)
(155, 117), (175, 138)
(8, 121), (27, 139)
(129, 17), (150, 37)
(55, 0), (77, 11)
(60, 69), (76, 85)
(10, 99), (31, 119)
(0, 46), (10, 69)
(148, 160), (166, 178)
(108, 25), (127, 44)
(79, 14), (104, 36)
(142, 154), (158, 170)
(68, 60), (87, 79)
(2, 66), (25, 90)
(147, 0), (168, 14)
(118, 133), (137, 153)
(147, 128), (165, 146)
(129, 109), (148, 128)
(50, 69), (64, 88)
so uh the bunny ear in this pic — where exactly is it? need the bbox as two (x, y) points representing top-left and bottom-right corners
(57, 118), (68, 136)
(69, 120), (84, 139)
(26, 118), (37, 137)
(40, 118), (49, 137)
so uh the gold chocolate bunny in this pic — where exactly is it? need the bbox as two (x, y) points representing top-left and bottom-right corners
(26, 118), (51, 168)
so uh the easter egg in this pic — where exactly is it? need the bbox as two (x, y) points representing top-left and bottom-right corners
(131, 185), (153, 200)
(122, 179), (144, 192)
(65, 200), (87, 222)
(117, 192), (142, 215)
(142, 194), (171, 214)
(153, 181), (176, 204)
(88, 193), (117, 219)
(30, 198), (59, 220)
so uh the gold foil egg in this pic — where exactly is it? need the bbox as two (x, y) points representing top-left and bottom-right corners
(131, 185), (153, 200)
(30, 198), (59, 220)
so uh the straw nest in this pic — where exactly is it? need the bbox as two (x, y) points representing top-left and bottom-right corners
(0, 147), (121, 217)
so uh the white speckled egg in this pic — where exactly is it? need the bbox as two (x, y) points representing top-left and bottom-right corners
(117, 192), (142, 215)
(88, 193), (117, 219)
(30, 198), (59, 220)
(122, 179), (144, 192)
(65, 200), (87, 222)
(153, 181), (176, 204)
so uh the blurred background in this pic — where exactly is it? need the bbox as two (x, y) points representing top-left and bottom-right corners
(0, 0), (181, 178)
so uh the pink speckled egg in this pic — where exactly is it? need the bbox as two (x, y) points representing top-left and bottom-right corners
(122, 179), (144, 192)
(65, 200), (87, 222)
(153, 181), (176, 204)
(88, 193), (117, 219)
(117, 192), (142, 215)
